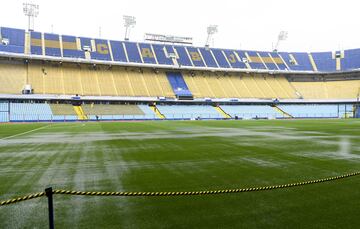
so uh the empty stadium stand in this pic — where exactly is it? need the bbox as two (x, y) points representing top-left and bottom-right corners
(44, 33), (61, 57)
(62, 35), (85, 59)
(10, 103), (55, 121)
(166, 72), (193, 99)
(356, 106), (360, 118)
(182, 72), (297, 99)
(1, 56), (359, 101)
(278, 104), (348, 118)
(290, 80), (360, 99)
(342, 49), (360, 71)
(0, 102), (8, 122)
(0, 27), (25, 54)
(0, 60), (177, 97)
(0, 61), (26, 94)
(82, 104), (156, 120)
(1, 26), (360, 123)
(156, 105), (222, 119)
(3, 102), (161, 121)
(2, 27), (360, 72)
(279, 52), (315, 71)
(151, 44), (167, 65)
(30, 31), (43, 55)
(220, 105), (282, 119)
(0, 101), (356, 122)
(311, 52), (336, 72)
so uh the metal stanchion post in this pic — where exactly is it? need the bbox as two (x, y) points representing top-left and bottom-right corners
(45, 187), (54, 229)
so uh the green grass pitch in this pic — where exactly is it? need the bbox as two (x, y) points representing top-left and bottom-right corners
(0, 119), (359, 228)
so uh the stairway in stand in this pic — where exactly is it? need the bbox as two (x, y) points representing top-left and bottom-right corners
(272, 105), (293, 118)
(149, 105), (166, 119)
(73, 105), (88, 120)
(214, 106), (232, 119)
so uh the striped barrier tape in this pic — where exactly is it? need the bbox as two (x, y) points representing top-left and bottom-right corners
(0, 192), (45, 206)
(1, 171), (359, 206)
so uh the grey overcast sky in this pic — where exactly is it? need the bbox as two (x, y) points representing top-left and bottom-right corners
(1, 0), (359, 52)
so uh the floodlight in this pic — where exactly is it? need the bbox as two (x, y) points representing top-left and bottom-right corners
(273, 31), (288, 52)
(23, 3), (39, 31)
(205, 25), (218, 48)
(123, 15), (136, 41)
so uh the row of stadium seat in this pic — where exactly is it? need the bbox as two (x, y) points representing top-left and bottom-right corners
(0, 102), (8, 122)
(157, 105), (222, 119)
(277, 105), (344, 118)
(2, 60), (360, 99)
(1, 27), (360, 72)
(291, 80), (360, 99)
(0, 102), (353, 122)
(0, 61), (176, 97)
(80, 104), (157, 120)
(182, 72), (297, 99)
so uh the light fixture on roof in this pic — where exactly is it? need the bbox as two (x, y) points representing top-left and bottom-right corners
(123, 15), (136, 41)
(23, 2), (39, 31)
(205, 25), (218, 48)
(273, 31), (288, 52)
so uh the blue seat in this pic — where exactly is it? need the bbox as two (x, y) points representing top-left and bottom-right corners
(79, 37), (92, 50)
(280, 52), (313, 71)
(342, 49), (360, 71)
(44, 33), (61, 57)
(211, 48), (230, 68)
(165, 46), (176, 56)
(311, 52), (336, 72)
(0, 27), (25, 54)
(91, 39), (112, 61)
(173, 46), (192, 66)
(152, 44), (173, 65)
(30, 31), (42, 55)
(270, 52), (287, 70)
(245, 51), (266, 69)
(186, 47), (205, 67)
(3, 27), (360, 74)
(166, 72), (192, 97)
(110, 40), (127, 62)
(124, 42), (142, 63)
(258, 51), (278, 70)
(235, 50), (250, 67)
(62, 35), (85, 59)
(223, 49), (247, 69)
(199, 48), (218, 68)
(138, 43), (156, 64)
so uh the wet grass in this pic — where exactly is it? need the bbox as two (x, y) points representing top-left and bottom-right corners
(0, 119), (359, 228)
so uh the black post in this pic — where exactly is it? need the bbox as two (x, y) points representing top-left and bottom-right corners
(45, 187), (55, 229)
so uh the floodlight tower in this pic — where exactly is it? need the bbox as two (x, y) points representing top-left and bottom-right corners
(205, 25), (218, 48)
(273, 31), (288, 52)
(23, 2), (39, 31)
(123, 15), (136, 41)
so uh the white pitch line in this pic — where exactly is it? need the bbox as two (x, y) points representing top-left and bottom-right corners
(0, 124), (51, 140)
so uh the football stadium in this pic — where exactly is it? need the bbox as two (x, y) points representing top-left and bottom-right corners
(0, 0), (360, 228)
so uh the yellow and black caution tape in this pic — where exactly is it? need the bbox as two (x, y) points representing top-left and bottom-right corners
(0, 192), (45, 206)
(1, 171), (359, 206)
(53, 171), (360, 197)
